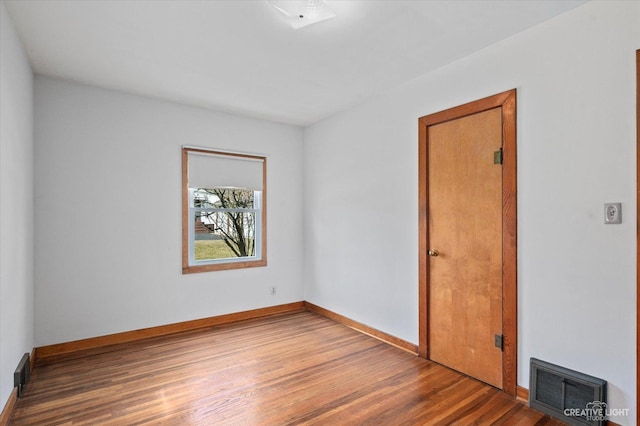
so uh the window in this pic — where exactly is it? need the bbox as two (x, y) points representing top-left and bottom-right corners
(182, 147), (266, 273)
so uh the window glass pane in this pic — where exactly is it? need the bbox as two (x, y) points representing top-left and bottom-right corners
(194, 211), (257, 260)
(193, 188), (254, 208)
(192, 186), (258, 261)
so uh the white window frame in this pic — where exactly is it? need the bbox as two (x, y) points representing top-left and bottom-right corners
(188, 190), (262, 266)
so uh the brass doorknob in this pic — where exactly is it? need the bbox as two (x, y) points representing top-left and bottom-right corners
(428, 249), (439, 257)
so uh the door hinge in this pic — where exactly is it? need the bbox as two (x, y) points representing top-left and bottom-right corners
(493, 148), (503, 165)
(494, 334), (504, 351)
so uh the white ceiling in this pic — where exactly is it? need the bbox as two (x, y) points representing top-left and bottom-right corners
(5, 0), (586, 126)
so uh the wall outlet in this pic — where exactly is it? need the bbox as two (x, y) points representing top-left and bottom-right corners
(604, 202), (622, 224)
(270, 286), (276, 295)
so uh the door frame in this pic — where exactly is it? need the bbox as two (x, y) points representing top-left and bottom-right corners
(635, 48), (639, 426)
(418, 89), (517, 396)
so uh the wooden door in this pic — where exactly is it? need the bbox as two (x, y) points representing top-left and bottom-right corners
(427, 107), (504, 388)
(418, 89), (517, 395)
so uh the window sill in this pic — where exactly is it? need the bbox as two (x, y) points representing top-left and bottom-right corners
(182, 259), (267, 274)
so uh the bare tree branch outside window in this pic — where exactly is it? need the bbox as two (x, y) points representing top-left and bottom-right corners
(194, 188), (256, 258)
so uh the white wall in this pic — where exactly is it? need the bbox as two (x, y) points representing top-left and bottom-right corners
(303, 1), (638, 424)
(0, 0), (34, 410)
(34, 77), (304, 346)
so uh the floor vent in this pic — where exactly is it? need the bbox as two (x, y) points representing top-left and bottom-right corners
(14, 353), (31, 398)
(529, 358), (607, 426)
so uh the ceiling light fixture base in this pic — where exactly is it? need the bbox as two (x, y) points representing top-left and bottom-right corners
(266, 0), (336, 29)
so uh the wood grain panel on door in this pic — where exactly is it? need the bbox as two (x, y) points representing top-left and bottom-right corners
(419, 89), (517, 395)
(427, 107), (503, 388)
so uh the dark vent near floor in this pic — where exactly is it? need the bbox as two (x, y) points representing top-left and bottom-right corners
(14, 352), (31, 398)
(529, 358), (607, 426)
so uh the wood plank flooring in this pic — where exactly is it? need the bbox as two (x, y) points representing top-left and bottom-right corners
(10, 311), (564, 425)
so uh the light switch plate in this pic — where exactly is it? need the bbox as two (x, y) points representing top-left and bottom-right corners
(604, 203), (622, 224)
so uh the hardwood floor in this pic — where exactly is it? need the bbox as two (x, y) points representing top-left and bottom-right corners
(10, 312), (564, 425)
